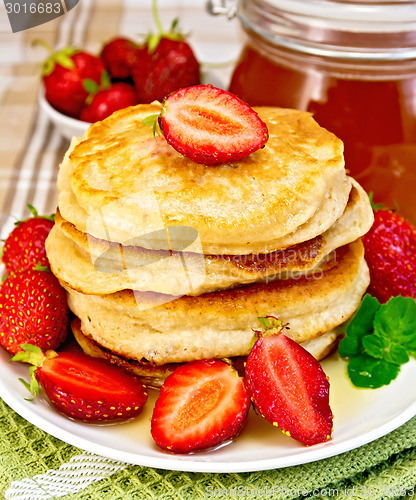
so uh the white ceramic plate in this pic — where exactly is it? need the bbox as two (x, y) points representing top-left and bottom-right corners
(0, 347), (415, 474)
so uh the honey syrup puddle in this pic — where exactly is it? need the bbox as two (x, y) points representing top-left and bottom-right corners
(110, 353), (382, 455)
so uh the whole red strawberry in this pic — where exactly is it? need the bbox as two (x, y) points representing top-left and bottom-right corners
(0, 269), (68, 355)
(2, 205), (54, 275)
(133, 38), (200, 103)
(36, 41), (105, 118)
(80, 81), (137, 123)
(245, 317), (333, 446)
(13, 346), (148, 422)
(132, 2), (200, 103)
(100, 37), (139, 80)
(362, 209), (416, 303)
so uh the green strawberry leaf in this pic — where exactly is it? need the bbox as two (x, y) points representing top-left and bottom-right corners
(11, 344), (45, 365)
(258, 316), (282, 330)
(55, 51), (76, 70)
(142, 113), (161, 139)
(14, 204), (54, 226)
(83, 78), (99, 96)
(100, 70), (111, 89)
(373, 296), (416, 351)
(347, 354), (401, 389)
(257, 316), (284, 337)
(368, 191), (384, 210)
(338, 294), (381, 357)
(147, 33), (161, 54)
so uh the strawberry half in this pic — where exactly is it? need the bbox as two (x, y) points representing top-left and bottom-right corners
(0, 269), (68, 355)
(13, 346), (148, 422)
(362, 209), (416, 303)
(157, 85), (269, 165)
(2, 205), (54, 275)
(245, 332), (333, 446)
(151, 359), (250, 453)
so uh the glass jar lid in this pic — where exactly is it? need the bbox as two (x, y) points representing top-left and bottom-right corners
(207, 0), (416, 61)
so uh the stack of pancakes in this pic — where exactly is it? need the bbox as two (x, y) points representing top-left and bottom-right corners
(45, 103), (374, 386)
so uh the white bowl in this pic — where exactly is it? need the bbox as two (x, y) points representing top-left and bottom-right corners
(38, 89), (90, 141)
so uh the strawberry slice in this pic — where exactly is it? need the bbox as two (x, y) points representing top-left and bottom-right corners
(151, 359), (250, 453)
(13, 346), (148, 422)
(157, 84), (269, 165)
(245, 333), (333, 446)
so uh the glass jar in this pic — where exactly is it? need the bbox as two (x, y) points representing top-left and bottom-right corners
(207, 0), (416, 224)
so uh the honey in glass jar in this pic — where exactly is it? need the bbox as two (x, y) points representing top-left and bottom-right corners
(208, 0), (416, 224)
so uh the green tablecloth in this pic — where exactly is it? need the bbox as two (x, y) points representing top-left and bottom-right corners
(0, 398), (415, 500)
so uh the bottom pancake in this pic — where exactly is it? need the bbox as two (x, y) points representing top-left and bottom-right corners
(71, 318), (341, 387)
(65, 240), (369, 368)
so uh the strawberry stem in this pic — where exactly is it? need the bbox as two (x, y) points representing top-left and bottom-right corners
(142, 113), (162, 140)
(11, 344), (46, 366)
(147, 0), (183, 53)
(152, 0), (164, 37)
(33, 263), (51, 272)
(32, 38), (54, 55)
(368, 192), (384, 211)
(12, 345), (58, 399)
(15, 205), (55, 226)
(33, 40), (78, 76)
(256, 316), (285, 338)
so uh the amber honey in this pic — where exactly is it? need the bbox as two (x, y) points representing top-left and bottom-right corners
(230, 44), (416, 223)
(208, 0), (416, 224)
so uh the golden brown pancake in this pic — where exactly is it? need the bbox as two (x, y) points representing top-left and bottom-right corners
(47, 179), (372, 296)
(64, 240), (369, 366)
(71, 319), (342, 388)
(57, 104), (351, 255)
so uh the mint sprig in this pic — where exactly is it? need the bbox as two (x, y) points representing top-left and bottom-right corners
(339, 294), (416, 388)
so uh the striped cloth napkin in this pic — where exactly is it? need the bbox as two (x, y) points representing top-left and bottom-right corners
(0, 1), (415, 499)
(0, 0), (241, 237)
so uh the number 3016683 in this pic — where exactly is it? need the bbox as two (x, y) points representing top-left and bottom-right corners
(5, 2), (62, 14)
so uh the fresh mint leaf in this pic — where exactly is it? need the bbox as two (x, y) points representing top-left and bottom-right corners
(347, 354), (401, 389)
(338, 294), (381, 357)
(339, 294), (416, 389)
(362, 335), (409, 365)
(362, 334), (389, 360)
(338, 337), (361, 358)
(385, 343), (409, 365)
(373, 296), (416, 352)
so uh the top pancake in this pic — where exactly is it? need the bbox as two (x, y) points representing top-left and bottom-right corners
(57, 103), (350, 255)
